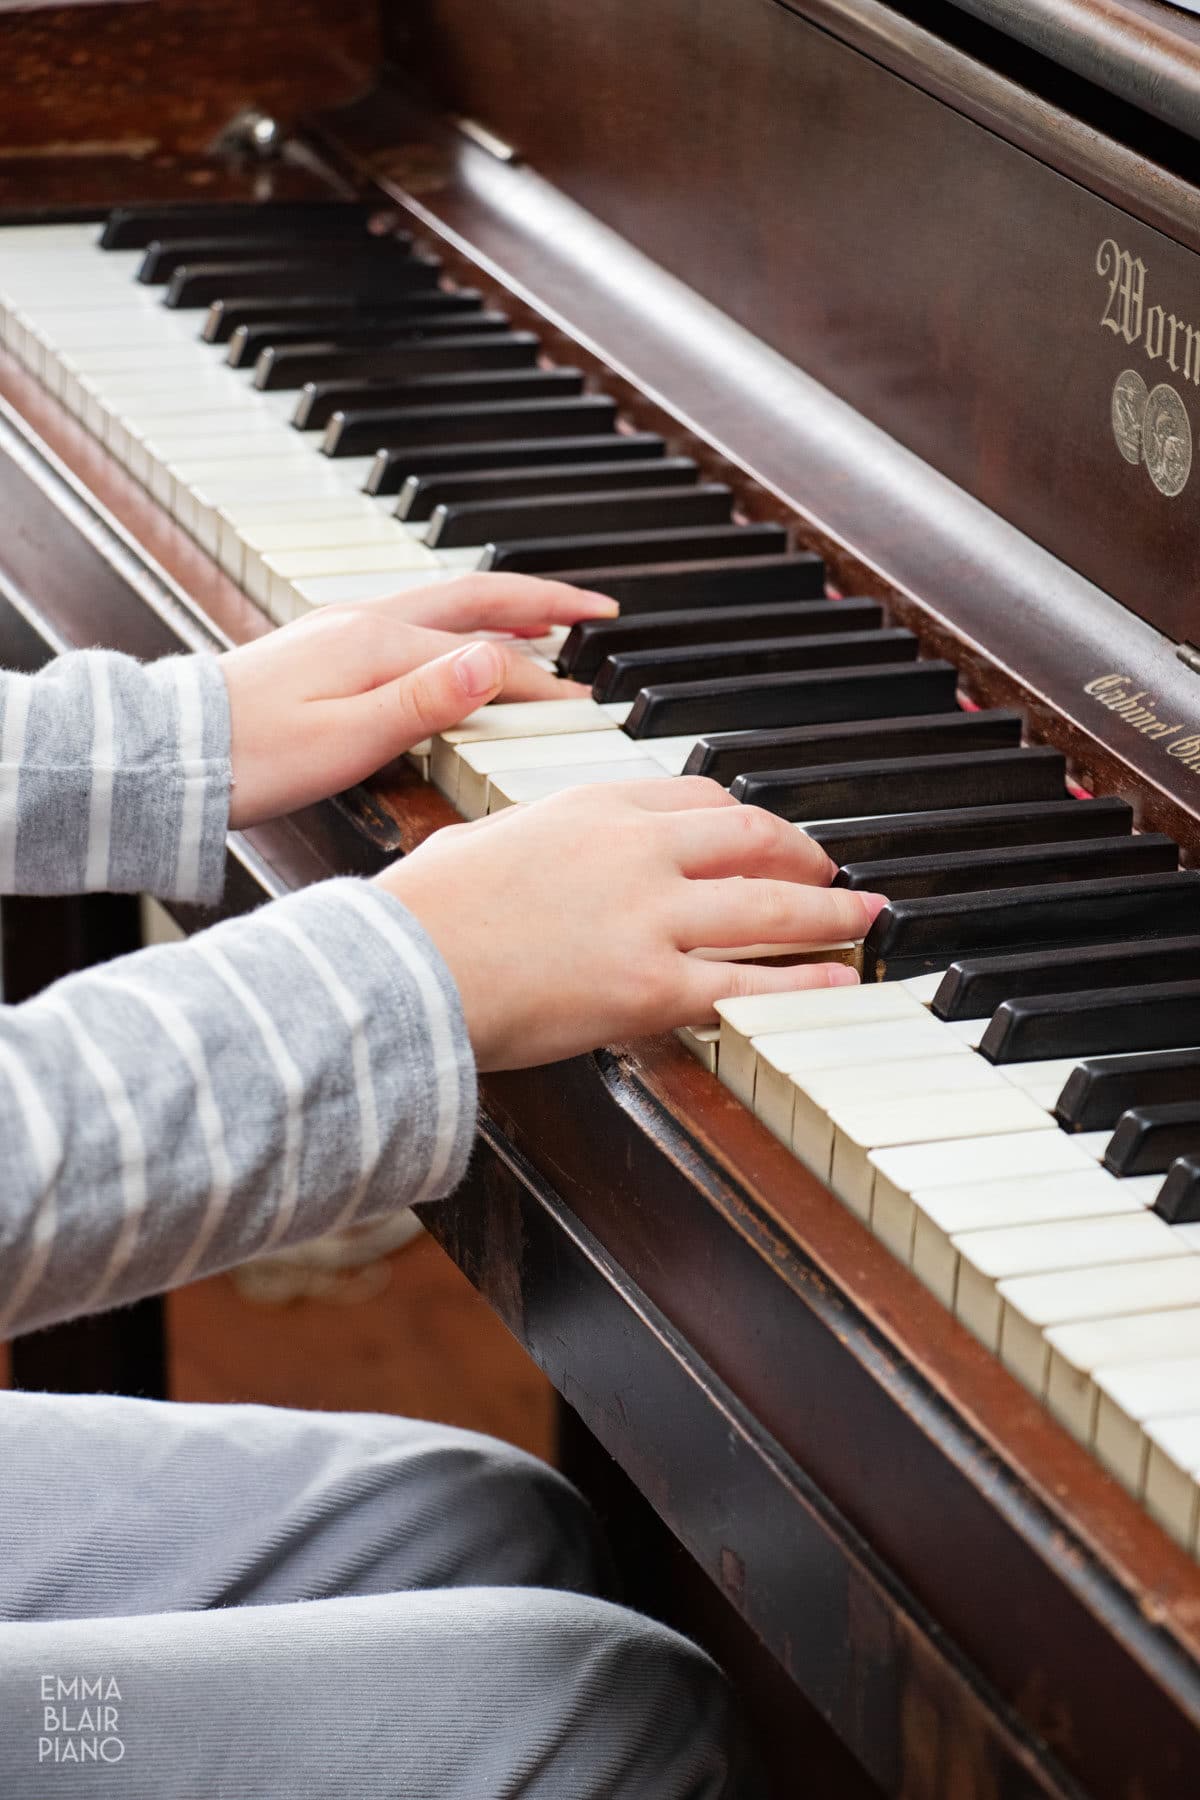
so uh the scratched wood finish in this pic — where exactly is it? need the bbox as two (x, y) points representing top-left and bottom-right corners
(0, 0), (378, 158)
(403, 0), (1200, 649)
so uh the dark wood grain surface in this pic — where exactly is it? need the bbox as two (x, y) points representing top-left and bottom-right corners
(401, 0), (1200, 649)
(0, 0), (378, 158)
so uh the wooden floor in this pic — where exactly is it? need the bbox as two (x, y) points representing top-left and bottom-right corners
(2, 1230), (555, 1462)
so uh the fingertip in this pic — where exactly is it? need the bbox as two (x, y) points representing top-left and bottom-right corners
(859, 890), (890, 925)
(822, 964), (860, 987)
(453, 641), (505, 699)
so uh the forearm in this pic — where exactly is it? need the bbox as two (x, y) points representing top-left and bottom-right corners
(0, 650), (231, 902)
(0, 881), (476, 1338)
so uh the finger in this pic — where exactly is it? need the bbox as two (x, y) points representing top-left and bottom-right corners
(621, 776), (739, 813)
(667, 806), (837, 885)
(680, 957), (861, 1023)
(494, 650), (594, 703)
(393, 574), (618, 636)
(675, 878), (887, 951)
(337, 641), (508, 770)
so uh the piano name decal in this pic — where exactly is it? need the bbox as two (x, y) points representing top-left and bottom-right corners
(1084, 675), (1200, 772)
(1097, 239), (1193, 498)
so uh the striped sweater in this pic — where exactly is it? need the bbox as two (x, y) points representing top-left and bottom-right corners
(0, 650), (476, 1339)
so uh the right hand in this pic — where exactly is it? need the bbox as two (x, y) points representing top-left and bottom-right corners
(377, 780), (887, 1071)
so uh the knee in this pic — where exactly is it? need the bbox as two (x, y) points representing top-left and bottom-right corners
(500, 1591), (762, 1800)
(313, 1414), (612, 1599)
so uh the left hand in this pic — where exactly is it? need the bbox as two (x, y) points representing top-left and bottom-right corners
(221, 575), (615, 828)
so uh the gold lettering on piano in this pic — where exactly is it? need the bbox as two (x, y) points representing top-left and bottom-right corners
(1097, 239), (1146, 348)
(1097, 241), (1196, 495)
(1083, 674), (1200, 770)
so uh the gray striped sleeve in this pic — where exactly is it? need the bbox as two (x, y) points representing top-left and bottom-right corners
(0, 880), (477, 1339)
(0, 649), (230, 903)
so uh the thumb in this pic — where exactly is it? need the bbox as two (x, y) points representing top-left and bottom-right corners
(379, 641), (506, 753)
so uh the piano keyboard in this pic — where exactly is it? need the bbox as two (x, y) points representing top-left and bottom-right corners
(7, 202), (1200, 1559)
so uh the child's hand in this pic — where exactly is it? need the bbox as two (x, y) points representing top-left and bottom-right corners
(220, 575), (615, 828)
(377, 780), (887, 1070)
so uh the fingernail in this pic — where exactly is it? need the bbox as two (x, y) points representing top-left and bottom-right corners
(453, 641), (504, 698)
(825, 964), (860, 986)
(859, 891), (890, 924)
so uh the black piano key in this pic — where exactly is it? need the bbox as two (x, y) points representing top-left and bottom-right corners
(547, 554), (826, 612)
(863, 871), (1200, 983)
(623, 659), (959, 739)
(936, 937), (1200, 1026)
(101, 201), (380, 251)
(596, 628), (917, 704)
(316, 396), (616, 455)
(316, 374), (593, 453)
(227, 309), (495, 367)
(981, 981), (1200, 1066)
(272, 331), (537, 399)
(483, 523), (788, 575)
(398, 456), (696, 524)
(138, 235), (408, 284)
(373, 434), (667, 498)
(734, 746), (1065, 824)
(805, 798), (1133, 865)
(560, 598), (884, 683)
(165, 253), (442, 308)
(685, 707), (1020, 783)
(321, 374), (589, 455)
(838, 833), (1177, 899)
(1104, 1104), (1200, 1178)
(205, 289), (484, 345)
(427, 483), (734, 551)
(1152, 1153), (1200, 1224)
(1057, 1047), (1200, 1133)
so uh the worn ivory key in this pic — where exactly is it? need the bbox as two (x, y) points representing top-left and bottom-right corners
(952, 1212), (1185, 1357)
(1043, 1299), (1200, 1441)
(910, 1169), (1157, 1311)
(995, 1258), (1200, 1397)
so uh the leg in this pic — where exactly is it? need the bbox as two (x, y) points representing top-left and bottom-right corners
(0, 1585), (759, 1799)
(0, 1390), (611, 1619)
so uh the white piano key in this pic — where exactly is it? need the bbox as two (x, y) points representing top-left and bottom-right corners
(826, 1088), (1053, 1222)
(901, 971), (948, 1006)
(1144, 1414), (1200, 1551)
(487, 759), (670, 811)
(429, 699), (624, 793)
(716, 983), (924, 1047)
(994, 1057), (1081, 1097)
(911, 1170), (1157, 1311)
(724, 1010), (962, 1115)
(1044, 1302), (1200, 1441)
(676, 1024), (720, 1072)
(996, 1259), (1200, 1397)
(449, 729), (651, 815)
(643, 736), (701, 774)
(1093, 1357), (1200, 1493)
(754, 1051), (1000, 1165)
(293, 568), (461, 608)
(953, 1213), (1184, 1357)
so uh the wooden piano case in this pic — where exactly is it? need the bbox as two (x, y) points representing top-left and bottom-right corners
(4, 0), (1200, 1793)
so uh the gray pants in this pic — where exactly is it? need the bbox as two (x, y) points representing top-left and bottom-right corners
(0, 1392), (758, 1798)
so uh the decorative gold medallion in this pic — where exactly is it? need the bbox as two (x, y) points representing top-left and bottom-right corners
(1142, 382), (1192, 497)
(1110, 368), (1148, 465)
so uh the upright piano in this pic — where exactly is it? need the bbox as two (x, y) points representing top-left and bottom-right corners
(4, 0), (1200, 1792)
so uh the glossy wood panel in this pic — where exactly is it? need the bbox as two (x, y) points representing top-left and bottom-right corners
(0, 0), (378, 158)
(402, 0), (1200, 648)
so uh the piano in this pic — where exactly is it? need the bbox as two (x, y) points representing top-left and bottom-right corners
(3, 0), (1200, 1791)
